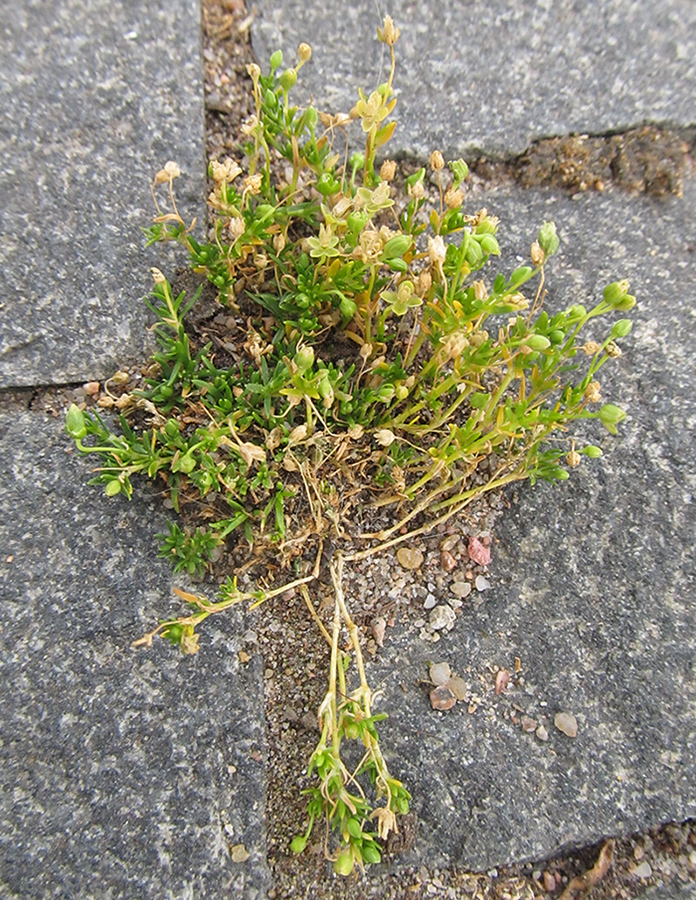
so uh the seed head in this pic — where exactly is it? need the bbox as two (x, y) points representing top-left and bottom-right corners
(444, 187), (464, 209)
(150, 267), (166, 285)
(243, 173), (263, 194)
(584, 381), (602, 403)
(417, 270), (432, 293)
(407, 180), (425, 200)
(380, 159), (397, 181)
(430, 150), (445, 171)
(273, 232), (286, 253)
(566, 450), (581, 468)
(581, 341), (601, 356)
(153, 160), (181, 184)
(605, 341), (622, 358)
(241, 115), (259, 137)
(377, 15), (400, 46)
(211, 158), (242, 184)
(228, 216), (245, 240)
(428, 235), (447, 267)
(472, 280), (487, 301)
(298, 43), (312, 63)
(530, 240), (545, 266)
(506, 292), (529, 311)
(374, 428), (396, 447)
(246, 63), (261, 81)
(440, 330), (470, 361)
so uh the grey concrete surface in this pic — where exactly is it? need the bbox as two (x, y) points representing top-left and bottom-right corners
(364, 175), (696, 869)
(252, 0), (696, 159)
(0, 413), (270, 899)
(0, 0), (206, 388)
(1, 0), (695, 892)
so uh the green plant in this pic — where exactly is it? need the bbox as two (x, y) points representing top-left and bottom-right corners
(66, 15), (635, 875)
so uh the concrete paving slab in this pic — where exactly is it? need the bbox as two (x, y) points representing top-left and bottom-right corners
(0, 412), (270, 899)
(362, 177), (696, 870)
(0, 0), (206, 388)
(252, 0), (696, 159)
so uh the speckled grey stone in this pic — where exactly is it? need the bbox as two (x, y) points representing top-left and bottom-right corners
(252, 0), (696, 159)
(0, 413), (270, 899)
(638, 883), (696, 899)
(0, 0), (206, 388)
(363, 176), (696, 869)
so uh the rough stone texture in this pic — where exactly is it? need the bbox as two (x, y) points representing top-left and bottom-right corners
(640, 883), (696, 899)
(0, 413), (270, 899)
(364, 176), (696, 870)
(0, 0), (206, 388)
(252, 0), (696, 159)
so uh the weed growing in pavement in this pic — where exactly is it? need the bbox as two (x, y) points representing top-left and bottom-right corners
(66, 16), (635, 875)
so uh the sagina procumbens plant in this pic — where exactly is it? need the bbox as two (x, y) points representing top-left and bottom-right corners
(66, 16), (635, 875)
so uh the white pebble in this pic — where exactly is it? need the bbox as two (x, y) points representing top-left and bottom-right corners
(429, 605), (456, 631)
(632, 861), (652, 879)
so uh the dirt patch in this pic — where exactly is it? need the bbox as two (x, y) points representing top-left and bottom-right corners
(470, 127), (691, 198)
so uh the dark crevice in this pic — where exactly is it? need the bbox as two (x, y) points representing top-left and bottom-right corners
(464, 124), (692, 198)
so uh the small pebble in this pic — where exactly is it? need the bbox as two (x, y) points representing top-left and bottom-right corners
(424, 593), (437, 610)
(231, 844), (250, 863)
(441, 549), (457, 571)
(441, 535), (459, 552)
(495, 669), (510, 694)
(429, 605), (456, 630)
(451, 581), (472, 599)
(543, 871), (556, 891)
(468, 536), (491, 565)
(301, 712), (318, 731)
(521, 715), (537, 732)
(632, 861), (653, 879)
(429, 662), (451, 686)
(430, 686), (457, 711)
(447, 675), (467, 700)
(536, 724), (549, 742)
(371, 616), (387, 646)
(397, 546), (423, 570)
(554, 711), (578, 737)
(475, 575), (491, 592)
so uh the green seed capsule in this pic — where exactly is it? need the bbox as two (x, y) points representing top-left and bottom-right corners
(525, 334), (551, 351)
(66, 404), (87, 440)
(538, 221), (559, 257)
(104, 479), (122, 497)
